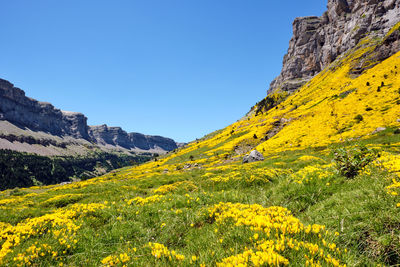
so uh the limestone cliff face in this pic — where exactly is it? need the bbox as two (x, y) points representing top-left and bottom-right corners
(0, 79), (90, 139)
(269, 0), (400, 94)
(0, 78), (178, 154)
(141, 134), (178, 151)
(89, 125), (131, 149)
(88, 125), (178, 152)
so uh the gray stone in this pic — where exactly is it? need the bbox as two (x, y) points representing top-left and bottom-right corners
(268, 0), (400, 94)
(372, 127), (386, 134)
(176, 142), (187, 148)
(242, 150), (265, 164)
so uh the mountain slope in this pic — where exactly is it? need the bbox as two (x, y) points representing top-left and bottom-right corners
(160, 26), (400, 165)
(269, 0), (400, 93)
(0, 1), (400, 266)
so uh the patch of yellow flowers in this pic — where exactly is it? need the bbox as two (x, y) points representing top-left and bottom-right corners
(126, 194), (164, 206)
(0, 203), (106, 265)
(153, 181), (197, 194)
(206, 165), (290, 184)
(209, 202), (345, 267)
(290, 164), (333, 184)
(147, 242), (185, 261)
(373, 152), (400, 206)
(0, 192), (38, 210)
(101, 252), (131, 267)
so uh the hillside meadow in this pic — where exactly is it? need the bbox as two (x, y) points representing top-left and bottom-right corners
(1, 24), (400, 267)
(1, 133), (400, 266)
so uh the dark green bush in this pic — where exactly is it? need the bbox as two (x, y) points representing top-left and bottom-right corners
(354, 114), (364, 123)
(333, 145), (378, 178)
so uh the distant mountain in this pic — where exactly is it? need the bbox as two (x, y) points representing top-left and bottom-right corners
(88, 125), (178, 152)
(0, 78), (180, 189)
(0, 78), (178, 156)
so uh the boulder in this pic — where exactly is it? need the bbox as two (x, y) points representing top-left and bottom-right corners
(372, 127), (386, 134)
(242, 150), (265, 164)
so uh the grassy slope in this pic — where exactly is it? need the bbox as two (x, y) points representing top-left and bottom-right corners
(1, 30), (400, 266)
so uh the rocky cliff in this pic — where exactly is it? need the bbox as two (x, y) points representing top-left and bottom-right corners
(88, 125), (178, 152)
(269, 0), (400, 94)
(0, 78), (178, 155)
(0, 79), (90, 139)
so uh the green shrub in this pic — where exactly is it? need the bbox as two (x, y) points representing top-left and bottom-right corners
(332, 145), (378, 178)
(354, 114), (364, 123)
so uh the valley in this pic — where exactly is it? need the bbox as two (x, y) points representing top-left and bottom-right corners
(0, 0), (400, 266)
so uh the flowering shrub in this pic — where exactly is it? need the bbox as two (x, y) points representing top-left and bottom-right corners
(290, 164), (333, 184)
(209, 202), (345, 266)
(333, 145), (378, 178)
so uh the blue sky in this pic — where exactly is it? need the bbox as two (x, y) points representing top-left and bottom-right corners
(0, 1), (326, 142)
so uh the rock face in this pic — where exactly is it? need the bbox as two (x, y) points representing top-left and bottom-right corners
(242, 150), (265, 164)
(89, 125), (178, 152)
(0, 78), (178, 154)
(0, 79), (90, 139)
(137, 134), (178, 151)
(269, 0), (400, 94)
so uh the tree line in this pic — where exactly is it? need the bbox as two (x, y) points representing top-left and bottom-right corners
(0, 149), (152, 190)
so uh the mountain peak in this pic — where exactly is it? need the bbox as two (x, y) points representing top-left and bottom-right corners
(268, 0), (400, 94)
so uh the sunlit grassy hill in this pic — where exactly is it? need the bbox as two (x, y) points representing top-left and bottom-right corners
(1, 24), (400, 267)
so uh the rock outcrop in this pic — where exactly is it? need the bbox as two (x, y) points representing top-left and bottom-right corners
(242, 150), (265, 164)
(130, 133), (178, 152)
(88, 125), (178, 152)
(268, 0), (400, 94)
(0, 78), (178, 154)
(0, 79), (90, 139)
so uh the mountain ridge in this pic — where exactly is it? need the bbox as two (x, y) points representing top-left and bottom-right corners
(0, 78), (179, 156)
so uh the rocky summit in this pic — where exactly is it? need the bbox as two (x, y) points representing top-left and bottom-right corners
(0, 78), (178, 156)
(269, 0), (400, 94)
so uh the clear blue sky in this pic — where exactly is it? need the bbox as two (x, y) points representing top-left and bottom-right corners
(0, 1), (326, 142)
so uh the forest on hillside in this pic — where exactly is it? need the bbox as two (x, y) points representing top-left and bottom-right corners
(0, 149), (152, 190)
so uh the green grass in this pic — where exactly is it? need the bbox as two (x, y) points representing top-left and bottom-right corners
(0, 133), (400, 266)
